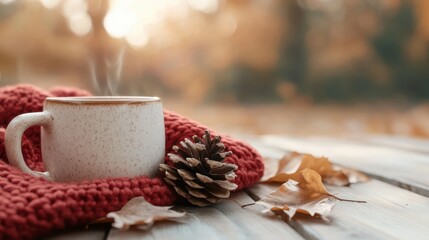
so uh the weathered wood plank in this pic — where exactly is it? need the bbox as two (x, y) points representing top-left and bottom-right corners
(215, 192), (304, 239)
(106, 192), (304, 240)
(355, 134), (429, 155)
(248, 181), (429, 240)
(257, 135), (429, 197)
(42, 224), (108, 240)
(246, 141), (429, 240)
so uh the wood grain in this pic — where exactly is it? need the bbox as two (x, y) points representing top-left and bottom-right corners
(257, 135), (429, 197)
(247, 141), (429, 240)
(106, 192), (304, 240)
(355, 135), (429, 155)
(248, 181), (429, 240)
(50, 134), (429, 240)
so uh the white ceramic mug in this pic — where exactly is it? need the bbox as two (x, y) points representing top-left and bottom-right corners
(5, 96), (165, 182)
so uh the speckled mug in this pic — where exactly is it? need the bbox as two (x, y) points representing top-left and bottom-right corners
(5, 96), (165, 182)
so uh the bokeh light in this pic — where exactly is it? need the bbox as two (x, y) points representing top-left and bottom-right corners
(0, 0), (15, 4)
(126, 27), (149, 48)
(102, 0), (189, 47)
(62, 0), (87, 17)
(103, 8), (136, 38)
(186, 0), (218, 13)
(41, 0), (61, 9)
(68, 12), (92, 36)
(2, 0), (429, 137)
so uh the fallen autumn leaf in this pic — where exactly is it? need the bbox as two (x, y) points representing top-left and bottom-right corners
(104, 197), (186, 230)
(261, 152), (369, 186)
(256, 168), (365, 220)
(340, 167), (371, 184)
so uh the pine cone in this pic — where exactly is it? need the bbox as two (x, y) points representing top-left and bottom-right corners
(159, 130), (238, 206)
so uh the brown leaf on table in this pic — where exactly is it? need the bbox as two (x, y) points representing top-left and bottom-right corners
(323, 166), (370, 186)
(103, 197), (186, 230)
(257, 168), (338, 219)
(340, 167), (371, 184)
(261, 152), (334, 183)
(322, 170), (350, 186)
(261, 152), (369, 186)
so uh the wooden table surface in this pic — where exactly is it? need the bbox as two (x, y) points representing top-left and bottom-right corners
(44, 135), (429, 240)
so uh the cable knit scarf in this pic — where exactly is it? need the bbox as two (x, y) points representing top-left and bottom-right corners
(0, 84), (264, 239)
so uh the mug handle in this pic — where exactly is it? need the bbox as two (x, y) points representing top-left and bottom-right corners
(5, 112), (53, 180)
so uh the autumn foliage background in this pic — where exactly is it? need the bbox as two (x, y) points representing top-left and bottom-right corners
(1, 0), (429, 137)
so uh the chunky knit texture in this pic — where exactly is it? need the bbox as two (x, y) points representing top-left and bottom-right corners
(0, 84), (264, 239)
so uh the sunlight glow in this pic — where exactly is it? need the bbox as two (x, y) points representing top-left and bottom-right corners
(104, 9), (137, 38)
(60, 0), (91, 37)
(126, 28), (149, 48)
(103, 0), (179, 45)
(40, 0), (61, 9)
(68, 12), (92, 36)
(186, 0), (218, 14)
(38, 0), (221, 47)
(62, 0), (87, 18)
(0, 0), (15, 4)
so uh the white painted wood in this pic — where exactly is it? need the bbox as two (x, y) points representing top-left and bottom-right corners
(247, 142), (429, 240)
(355, 134), (429, 154)
(61, 134), (429, 240)
(107, 192), (304, 240)
(214, 192), (304, 240)
(249, 181), (429, 240)
(257, 135), (429, 197)
(107, 209), (241, 240)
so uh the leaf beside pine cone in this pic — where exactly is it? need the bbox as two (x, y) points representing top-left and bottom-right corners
(160, 130), (238, 207)
(93, 197), (186, 231)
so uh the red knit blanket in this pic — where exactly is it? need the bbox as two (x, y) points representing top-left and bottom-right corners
(0, 84), (264, 239)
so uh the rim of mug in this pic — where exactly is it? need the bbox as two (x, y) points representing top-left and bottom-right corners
(45, 96), (161, 104)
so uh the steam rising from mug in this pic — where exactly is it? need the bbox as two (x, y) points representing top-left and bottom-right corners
(88, 48), (125, 96)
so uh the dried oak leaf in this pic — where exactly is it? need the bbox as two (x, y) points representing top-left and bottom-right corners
(261, 152), (368, 186)
(257, 168), (338, 219)
(104, 197), (186, 230)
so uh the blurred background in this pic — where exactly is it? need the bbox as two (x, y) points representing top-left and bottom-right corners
(1, 0), (429, 137)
